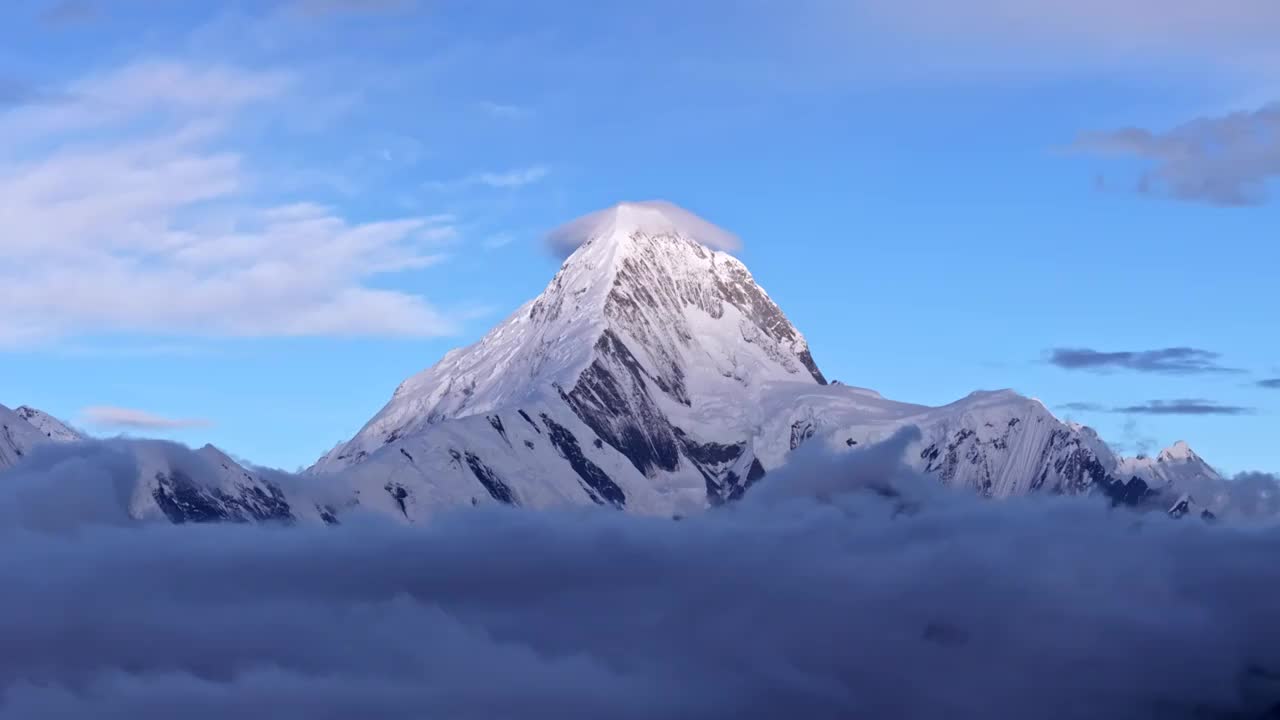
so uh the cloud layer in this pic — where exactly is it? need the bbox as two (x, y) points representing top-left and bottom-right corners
(0, 434), (1278, 718)
(0, 60), (457, 346)
(1047, 347), (1243, 374)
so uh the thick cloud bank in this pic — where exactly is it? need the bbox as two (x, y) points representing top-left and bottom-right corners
(1, 433), (1279, 718)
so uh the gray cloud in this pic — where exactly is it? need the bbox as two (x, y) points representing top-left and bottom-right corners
(1047, 347), (1243, 374)
(1258, 378), (1280, 389)
(1113, 399), (1254, 416)
(1075, 104), (1280, 206)
(0, 433), (1278, 717)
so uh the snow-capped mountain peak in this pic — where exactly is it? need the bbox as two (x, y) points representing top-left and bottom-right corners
(316, 201), (826, 478)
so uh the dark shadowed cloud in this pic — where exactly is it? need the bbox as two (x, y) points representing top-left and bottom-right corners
(1075, 103), (1280, 206)
(0, 433), (1278, 717)
(1047, 347), (1243, 374)
(1259, 378), (1280, 389)
(1114, 399), (1254, 416)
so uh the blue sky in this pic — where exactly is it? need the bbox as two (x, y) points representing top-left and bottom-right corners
(1, 0), (1277, 473)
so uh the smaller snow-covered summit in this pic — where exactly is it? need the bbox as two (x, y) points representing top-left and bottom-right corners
(1, 404), (52, 469)
(1118, 440), (1223, 489)
(1158, 440), (1199, 464)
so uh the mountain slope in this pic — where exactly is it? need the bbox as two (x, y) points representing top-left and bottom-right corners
(312, 201), (1215, 522)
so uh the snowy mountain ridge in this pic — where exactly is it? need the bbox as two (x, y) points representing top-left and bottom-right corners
(307, 201), (1230, 522)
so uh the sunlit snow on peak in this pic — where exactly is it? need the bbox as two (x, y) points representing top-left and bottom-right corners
(544, 200), (743, 257)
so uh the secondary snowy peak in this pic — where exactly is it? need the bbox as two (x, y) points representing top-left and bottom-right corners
(317, 201), (826, 473)
(1114, 440), (1224, 516)
(15, 406), (86, 442)
(1, 403), (51, 469)
(1158, 440), (1200, 464)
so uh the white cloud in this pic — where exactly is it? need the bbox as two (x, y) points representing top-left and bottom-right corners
(80, 406), (212, 430)
(0, 60), (459, 345)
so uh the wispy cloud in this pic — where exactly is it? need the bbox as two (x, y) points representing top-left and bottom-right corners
(478, 101), (532, 120)
(1046, 347), (1243, 375)
(80, 406), (213, 430)
(1074, 104), (1280, 206)
(477, 166), (549, 188)
(0, 60), (460, 346)
(427, 166), (550, 192)
(1113, 399), (1254, 416)
(1258, 378), (1280, 389)
(483, 233), (515, 250)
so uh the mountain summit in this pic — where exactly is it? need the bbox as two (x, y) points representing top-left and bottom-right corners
(310, 201), (1222, 521)
(315, 201), (827, 508)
